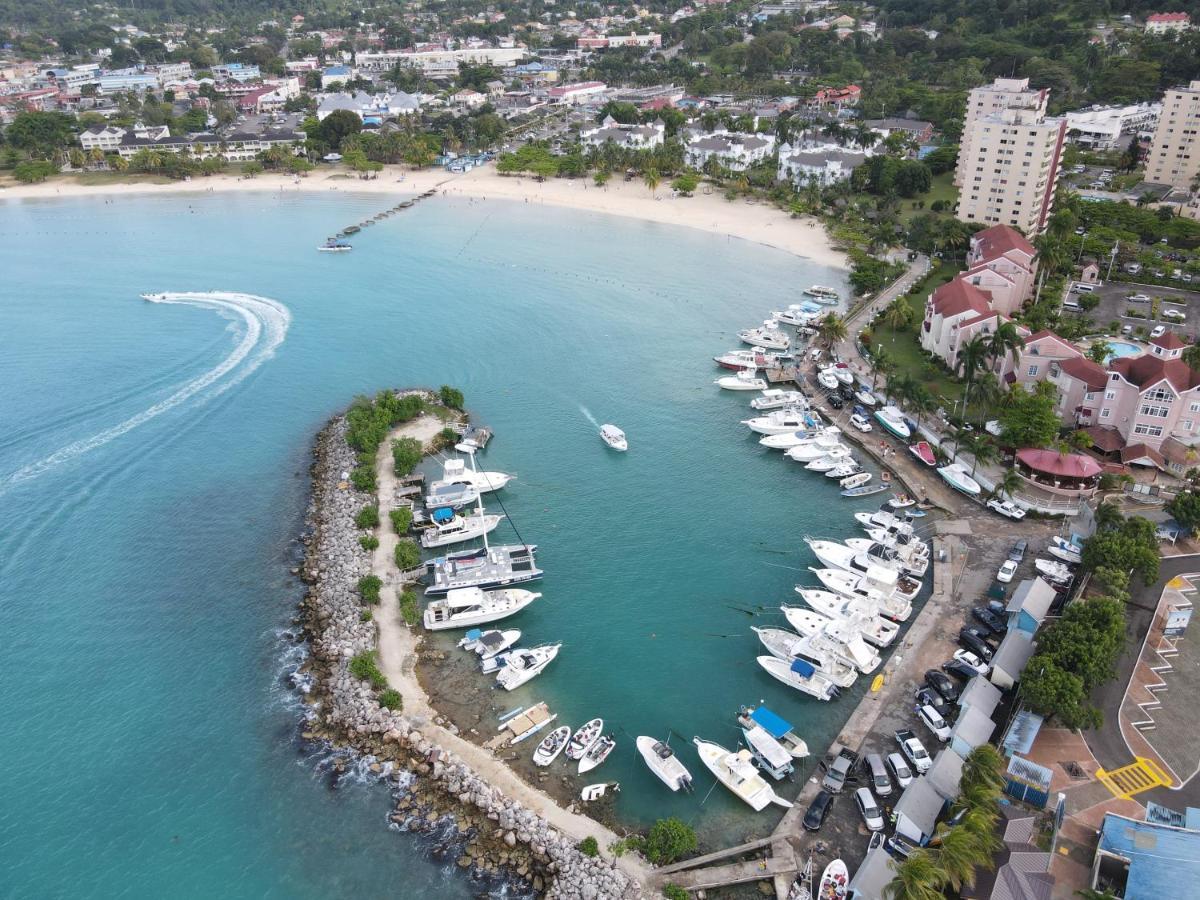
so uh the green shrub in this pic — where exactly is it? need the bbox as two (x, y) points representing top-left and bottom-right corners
(399, 590), (419, 626)
(392, 437), (423, 476)
(438, 385), (465, 410)
(358, 574), (383, 605)
(394, 540), (421, 571)
(641, 818), (697, 865)
(390, 507), (413, 534)
(345, 391), (425, 454)
(578, 836), (599, 857)
(355, 505), (380, 529)
(349, 650), (387, 689)
(350, 464), (376, 493)
(663, 886), (688, 900)
(359, 609), (373, 622)
(359, 535), (379, 550)
(378, 688), (403, 710)
(432, 426), (459, 451)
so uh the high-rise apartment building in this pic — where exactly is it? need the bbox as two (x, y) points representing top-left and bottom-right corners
(1145, 80), (1200, 191)
(955, 78), (1048, 187)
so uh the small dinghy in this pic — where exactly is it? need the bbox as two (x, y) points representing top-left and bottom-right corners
(600, 424), (628, 451)
(842, 483), (887, 498)
(532, 725), (571, 766)
(840, 472), (871, 490)
(581, 782), (619, 802)
(566, 718), (603, 760)
(887, 494), (917, 510)
(636, 736), (694, 792)
(909, 441), (937, 467)
(578, 735), (616, 774)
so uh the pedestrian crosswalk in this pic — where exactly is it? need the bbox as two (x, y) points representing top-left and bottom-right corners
(1096, 757), (1173, 799)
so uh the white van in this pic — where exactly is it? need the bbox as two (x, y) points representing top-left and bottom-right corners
(1071, 282), (1097, 293)
(1063, 298), (1082, 311)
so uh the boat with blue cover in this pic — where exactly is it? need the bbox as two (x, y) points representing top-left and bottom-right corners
(737, 705), (810, 758)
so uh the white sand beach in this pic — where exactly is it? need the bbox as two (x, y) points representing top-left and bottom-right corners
(0, 164), (848, 268)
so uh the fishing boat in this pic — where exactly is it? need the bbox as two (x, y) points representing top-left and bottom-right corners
(1035, 557), (1074, 584)
(780, 608), (881, 674)
(761, 424), (839, 451)
(437, 457), (514, 494)
(566, 718), (603, 760)
(771, 305), (817, 327)
(423, 479), (480, 510)
(824, 463), (863, 479)
(692, 738), (794, 810)
(937, 462), (982, 496)
(755, 655), (840, 701)
(909, 441), (937, 467)
(600, 424), (628, 451)
(636, 736), (694, 792)
(423, 544), (542, 596)
(751, 389), (807, 410)
(751, 627), (858, 688)
(792, 591), (900, 648)
(818, 859), (848, 900)
(874, 406), (911, 439)
(460, 628), (521, 661)
(736, 706), (809, 758)
(715, 370), (769, 391)
(817, 368), (840, 390)
(578, 735), (616, 774)
(317, 239), (352, 252)
(840, 472), (872, 490)
(810, 564), (919, 613)
(744, 409), (820, 436)
(739, 321), (791, 351)
(1048, 536), (1083, 565)
(495, 643), (560, 690)
(420, 508), (505, 548)
(714, 348), (790, 371)
(804, 285), (840, 303)
(740, 722), (795, 780)
(533, 726), (572, 766)
(842, 483), (887, 498)
(581, 782), (618, 801)
(423, 587), (541, 630)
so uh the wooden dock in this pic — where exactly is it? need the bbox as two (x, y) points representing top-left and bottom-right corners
(649, 837), (798, 893)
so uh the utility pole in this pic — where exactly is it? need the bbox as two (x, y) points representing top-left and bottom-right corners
(1107, 240), (1120, 281)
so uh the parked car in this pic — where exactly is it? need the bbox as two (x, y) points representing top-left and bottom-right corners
(959, 628), (995, 661)
(827, 394), (845, 410)
(943, 657), (980, 681)
(917, 704), (952, 742)
(803, 789), (835, 831)
(864, 753), (893, 797)
(916, 686), (951, 718)
(971, 606), (1007, 636)
(1008, 539), (1027, 562)
(952, 648), (991, 676)
(886, 752), (914, 789)
(821, 747), (858, 794)
(855, 787), (886, 831)
(1163, 308), (1186, 321)
(895, 729), (932, 774)
(996, 559), (1019, 583)
(1127, 293), (1151, 303)
(924, 669), (960, 702)
(850, 413), (873, 433)
(1122, 324), (1134, 335)
(1151, 325), (1167, 338)
(987, 497), (1026, 520)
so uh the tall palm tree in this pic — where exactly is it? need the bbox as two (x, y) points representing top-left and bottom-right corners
(972, 372), (1003, 424)
(908, 385), (937, 430)
(961, 807), (1004, 861)
(934, 824), (983, 891)
(643, 167), (661, 194)
(985, 321), (1026, 373)
(881, 298), (914, 338)
(884, 849), (944, 900)
(961, 433), (998, 476)
(817, 312), (848, 350)
(870, 345), (895, 391)
(1095, 499), (1124, 530)
(962, 745), (1006, 794)
(990, 466), (1023, 501)
(1033, 235), (1069, 304)
(955, 335), (990, 420)
(886, 372), (918, 409)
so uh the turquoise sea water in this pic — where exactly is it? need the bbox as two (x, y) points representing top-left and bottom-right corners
(0, 190), (902, 896)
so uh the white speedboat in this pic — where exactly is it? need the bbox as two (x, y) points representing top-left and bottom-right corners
(843, 538), (928, 577)
(840, 472), (871, 490)
(759, 425), (839, 450)
(420, 509), (505, 548)
(317, 239), (353, 252)
(1035, 558), (1073, 584)
(424, 479), (480, 510)
(578, 735), (616, 774)
(423, 587), (541, 631)
(854, 389), (878, 407)
(693, 738), (794, 810)
(463, 628), (521, 661)
(600, 424), (628, 451)
(752, 389), (807, 410)
(743, 409), (819, 435)
(736, 706), (809, 758)
(636, 736), (694, 792)
(824, 463), (862, 479)
(739, 321), (791, 351)
(810, 564), (919, 612)
(716, 369), (768, 391)
(714, 348), (789, 371)
(1048, 536), (1083, 565)
(874, 406), (911, 439)
(785, 441), (848, 462)
(756, 654), (840, 701)
(804, 285), (840, 303)
(806, 537), (911, 580)
(817, 369), (840, 390)
(424, 544), (542, 595)
(566, 718), (603, 760)
(780, 607), (881, 674)
(751, 626), (858, 688)
(533, 726), (572, 766)
(495, 643), (561, 691)
(438, 457), (514, 494)
(792, 591), (899, 648)
(937, 463), (982, 497)
(863, 526), (928, 557)
(806, 453), (853, 472)
(741, 723), (794, 780)
(831, 364), (854, 385)
(772, 305), (817, 327)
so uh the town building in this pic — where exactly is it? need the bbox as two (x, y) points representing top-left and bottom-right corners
(1005, 577), (1056, 635)
(990, 630), (1036, 690)
(1145, 80), (1200, 191)
(684, 129), (775, 171)
(316, 91), (421, 121)
(1064, 102), (1161, 150)
(546, 81), (607, 104)
(956, 77), (1048, 187)
(321, 65), (354, 89)
(920, 278), (1007, 370)
(356, 47), (525, 78)
(1092, 809), (1200, 896)
(450, 88), (487, 108)
(79, 124), (129, 152)
(580, 115), (665, 150)
(1145, 12), (1192, 34)
(807, 85), (861, 110)
(864, 117), (934, 144)
(212, 63), (261, 82)
(777, 142), (868, 186)
(577, 33), (662, 49)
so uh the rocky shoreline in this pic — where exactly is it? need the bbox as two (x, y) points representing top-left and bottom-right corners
(295, 400), (640, 900)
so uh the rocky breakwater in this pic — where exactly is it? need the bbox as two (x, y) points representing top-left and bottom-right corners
(298, 407), (639, 900)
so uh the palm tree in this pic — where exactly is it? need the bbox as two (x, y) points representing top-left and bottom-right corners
(962, 745), (1006, 794)
(817, 312), (848, 350)
(1033, 235), (1069, 304)
(990, 466), (1023, 501)
(934, 823), (982, 891)
(870, 345), (895, 391)
(1095, 499), (1124, 530)
(985, 321), (1026, 372)
(908, 385), (937, 430)
(961, 807), (1004, 861)
(1087, 340), (1112, 365)
(643, 167), (661, 194)
(886, 372), (918, 409)
(884, 848), (944, 900)
(1067, 429), (1094, 453)
(955, 335), (990, 420)
(961, 433), (998, 477)
(881, 298), (914, 338)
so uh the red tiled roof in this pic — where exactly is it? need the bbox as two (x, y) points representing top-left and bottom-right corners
(1109, 355), (1200, 393)
(1150, 331), (1187, 351)
(1024, 331), (1081, 356)
(959, 311), (1000, 329)
(1057, 355), (1108, 390)
(931, 278), (992, 319)
(1016, 448), (1103, 478)
(971, 225), (1035, 263)
(1084, 426), (1126, 453)
(1160, 437), (1200, 467)
(1121, 443), (1167, 469)
(1148, 12), (1190, 22)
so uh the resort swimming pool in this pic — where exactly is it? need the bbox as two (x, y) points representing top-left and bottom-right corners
(1105, 340), (1144, 360)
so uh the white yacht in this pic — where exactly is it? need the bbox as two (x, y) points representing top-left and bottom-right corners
(771, 305), (818, 327)
(743, 408), (820, 435)
(692, 738), (794, 810)
(817, 368), (840, 390)
(424, 544), (542, 595)
(420, 509), (504, 548)
(755, 655), (840, 701)
(533, 726), (571, 766)
(805, 537), (915, 580)
(600, 424), (628, 451)
(751, 389), (807, 410)
(750, 626), (857, 687)
(424, 479), (480, 510)
(438, 457), (514, 494)
(636, 736), (694, 792)
(423, 587), (541, 631)
(873, 406), (912, 439)
(810, 564), (919, 613)
(805, 453), (854, 472)
(714, 348), (790, 371)
(937, 463), (982, 497)
(739, 321), (791, 351)
(759, 425), (839, 450)
(862, 526), (929, 558)
(740, 723), (794, 780)
(715, 370), (768, 391)
(854, 389), (878, 407)
(845, 538), (929, 577)
(804, 285), (840, 303)
(786, 442), (848, 462)
(496, 643), (561, 691)
(780, 607), (881, 674)
(792, 590), (900, 648)
(830, 365), (854, 385)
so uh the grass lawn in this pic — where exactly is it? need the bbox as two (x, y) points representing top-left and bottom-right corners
(897, 171), (958, 224)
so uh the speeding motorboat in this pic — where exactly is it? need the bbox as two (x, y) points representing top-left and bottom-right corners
(744, 408), (819, 435)
(739, 321), (791, 351)
(715, 369), (769, 391)
(751, 626), (858, 687)
(420, 507), (504, 548)
(752, 389), (807, 410)
(755, 655), (840, 701)
(317, 239), (353, 252)
(874, 406), (911, 439)
(600, 424), (628, 451)
(423, 587), (541, 631)
(937, 463), (982, 497)
(636, 736), (694, 792)
(495, 643), (561, 690)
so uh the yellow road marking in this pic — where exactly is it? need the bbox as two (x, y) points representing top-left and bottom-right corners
(1096, 757), (1173, 799)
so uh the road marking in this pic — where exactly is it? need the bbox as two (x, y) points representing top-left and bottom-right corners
(1096, 757), (1174, 799)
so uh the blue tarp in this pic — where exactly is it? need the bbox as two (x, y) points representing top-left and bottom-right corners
(432, 506), (455, 523)
(790, 658), (816, 677)
(750, 706), (794, 739)
(464, 628), (482, 641)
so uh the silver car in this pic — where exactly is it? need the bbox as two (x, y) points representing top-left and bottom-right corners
(855, 787), (885, 831)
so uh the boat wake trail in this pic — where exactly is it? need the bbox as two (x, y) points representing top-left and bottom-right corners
(3, 291), (291, 487)
(578, 405), (601, 431)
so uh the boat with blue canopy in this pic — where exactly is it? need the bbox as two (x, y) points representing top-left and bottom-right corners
(737, 705), (810, 758)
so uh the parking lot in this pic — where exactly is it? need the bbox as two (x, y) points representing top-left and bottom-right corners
(1063, 280), (1200, 342)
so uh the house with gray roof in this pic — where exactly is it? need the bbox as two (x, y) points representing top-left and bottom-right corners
(685, 129), (775, 171)
(958, 674), (1002, 718)
(1006, 577), (1056, 635)
(777, 141), (867, 186)
(894, 777), (946, 843)
(926, 748), (965, 801)
(580, 115), (664, 150)
(950, 705), (996, 760)
(849, 846), (898, 899)
(317, 91), (421, 122)
(963, 808), (1054, 899)
(990, 630), (1036, 689)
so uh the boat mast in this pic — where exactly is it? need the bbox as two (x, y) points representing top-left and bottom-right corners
(464, 447), (491, 556)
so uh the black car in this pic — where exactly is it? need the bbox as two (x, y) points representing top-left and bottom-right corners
(942, 658), (979, 681)
(916, 686), (950, 717)
(827, 394), (845, 410)
(971, 606), (1007, 636)
(924, 669), (960, 702)
(803, 789), (835, 831)
(839, 384), (857, 401)
(959, 627), (995, 661)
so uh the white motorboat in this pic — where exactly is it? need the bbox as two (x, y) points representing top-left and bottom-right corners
(818, 859), (849, 899)
(744, 409), (820, 435)
(495, 643), (561, 691)
(888, 494), (919, 510)
(817, 369), (840, 390)
(423, 587), (541, 631)
(420, 509), (505, 548)
(752, 389), (807, 410)
(843, 538), (928, 577)
(806, 537), (911, 580)
(533, 726), (572, 766)
(823, 462), (862, 479)
(317, 239), (353, 252)
(458, 627), (520, 656)
(741, 723), (794, 780)
(600, 424), (628, 451)
(780, 607), (881, 673)
(811, 564), (919, 611)
(424, 479), (480, 510)
(424, 544), (542, 595)
(755, 655), (840, 701)
(806, 453), (853, 472)
(804, 285), (840, 303)
(736, 706), (809, 758)
(831, 364), (854, 385)
(636, 736), (694, 792)
(854, 389), (878, 407)
(760, 425), (840, 450)
(937, 462), (982, 497)
(739, 321), (791, 351)
(578, 735), (616, 774)
(566, 718), (603, 760)
(751, 627), (858, 688)
(1035, 558), (1073, 584)
(863, 526), (928, 557)
(772, 305), (818, 327)
(580, 782), (618, 802)
(1048, 536), (1083, 565)
(792, 591), (900, 648)
(715, 369), (769, 391)
(840, 472), (871, 490)
(874, 406), (912, 439)
(714, 348), (790, 371)
(693, 738), (794, 810)
(782, 436), (846, 459)
(438, 457), (514, 494)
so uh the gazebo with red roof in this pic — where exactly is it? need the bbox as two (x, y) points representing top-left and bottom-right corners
(1015, 448), (1103, 497)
